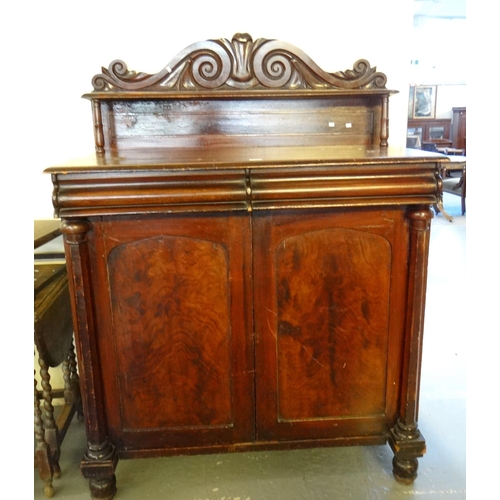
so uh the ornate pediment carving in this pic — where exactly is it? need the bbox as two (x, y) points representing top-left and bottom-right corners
(91, 33), (388, 92)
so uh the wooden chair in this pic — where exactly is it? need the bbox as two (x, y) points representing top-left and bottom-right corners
(34, 220), (83, 498)
(442, 169), (466, 215)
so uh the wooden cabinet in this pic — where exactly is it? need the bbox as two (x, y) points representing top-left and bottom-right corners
(407, 119), (452, 147)
(46, 34), (448, 499)
(451, 107), (466, 151)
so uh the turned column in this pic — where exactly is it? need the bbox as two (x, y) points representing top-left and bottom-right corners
(35, 375), (55, 498)
(388, 207), (432, 484)
(38, 355), (61, 479)
(380, 94), (389, 147)
(62, 220), (118, 500)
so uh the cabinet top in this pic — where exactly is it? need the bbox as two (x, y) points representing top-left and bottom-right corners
(46, 145), (448, 175)
(47, 144), (446, 218)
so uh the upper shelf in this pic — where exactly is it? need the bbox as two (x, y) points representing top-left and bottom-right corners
(81, 34), (399, 152)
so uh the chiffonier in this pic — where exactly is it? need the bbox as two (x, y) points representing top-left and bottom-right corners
(46, 33), (449, 499)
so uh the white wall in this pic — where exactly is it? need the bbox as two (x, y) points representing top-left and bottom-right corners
(434, 85), (466, 119)
(410, 17), (466, 85)
(5, 0), (414, 219)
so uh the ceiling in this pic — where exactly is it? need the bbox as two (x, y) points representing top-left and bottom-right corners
(414, 0), (466, 19)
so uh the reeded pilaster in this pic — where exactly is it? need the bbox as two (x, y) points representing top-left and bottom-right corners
(389, 207), (432, 484)
(62, 220), (118, 500)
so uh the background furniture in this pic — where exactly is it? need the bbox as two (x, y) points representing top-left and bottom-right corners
(46, 34), (447, 500)
(433, 155), (466, 220)
(34, 220), (82, 498)
(435, 147), (465, 156)
(439, 155), (466, 180)
(442, 171), (466, 215)
(441, 156), (466, 215)
(451, 107), (466, 152)
(407, 118), (452, 148)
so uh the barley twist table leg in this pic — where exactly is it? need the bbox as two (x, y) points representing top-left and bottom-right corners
(38, 356), (61, 479)
(35, 376), (54, 498)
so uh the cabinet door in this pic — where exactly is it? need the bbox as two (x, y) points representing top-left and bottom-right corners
(90, 213), (254, 452)
(253, 209), (408, 442)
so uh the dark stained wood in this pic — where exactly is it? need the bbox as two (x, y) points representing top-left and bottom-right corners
(34, 226), (83, 497)
(83, 33), (393, 153)
(92, 97), (385, 151)
(451, 107), (466, 152)
(35, 377), (55, 498)
(110, 236), (233, 428)
(47, 147), (443, 218)
(34, 265), (73, 367)
(91, 214), (255, 451)
(46, 34), (449, 499)
(34, 263), (66, 295)
(388, 207), (432, 484)
(407, 119), (452, 146)
(253, 208), (408, 442)
(89, 34), (388, 93)
(274, 224), (390, 420)
(34, 220), (61, 249)
(62, 220), (118, 498)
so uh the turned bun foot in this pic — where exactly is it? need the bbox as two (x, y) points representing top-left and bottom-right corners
(43, 481), (55, 498)
(89, 475), (117, 500)
(392, 456), (418, 485)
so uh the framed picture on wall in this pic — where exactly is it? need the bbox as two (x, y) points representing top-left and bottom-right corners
(412, 85), (437, 119)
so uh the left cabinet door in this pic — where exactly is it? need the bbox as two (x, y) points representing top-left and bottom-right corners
(89, 213), (255, 454)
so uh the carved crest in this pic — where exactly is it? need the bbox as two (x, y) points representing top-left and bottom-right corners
(91, 33), (388, 92)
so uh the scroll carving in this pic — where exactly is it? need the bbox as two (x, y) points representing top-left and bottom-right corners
(91, 33), (388, 92)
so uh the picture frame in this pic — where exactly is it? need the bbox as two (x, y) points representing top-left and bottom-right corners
(412, 85), (437, 119)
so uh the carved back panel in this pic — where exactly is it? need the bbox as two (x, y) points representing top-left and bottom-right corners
(85, 33), (397, 152)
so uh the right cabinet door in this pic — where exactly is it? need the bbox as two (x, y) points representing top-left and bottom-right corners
(253, 208), (409, 442)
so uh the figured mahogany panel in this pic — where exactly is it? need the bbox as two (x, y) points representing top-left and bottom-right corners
(275, 228), (391, 420)
(253, 208), (408, 441)
(108, 235), (232, 429)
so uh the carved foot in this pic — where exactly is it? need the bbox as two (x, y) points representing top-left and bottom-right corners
(388, 419), (426, 485)
(82, 441), (119, 500)
(89, 475), (117, 500)
(392, 456), (419, 485)
(43, 480), (55, 498)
